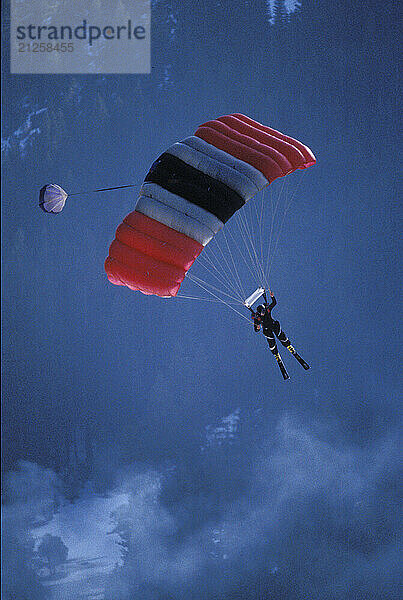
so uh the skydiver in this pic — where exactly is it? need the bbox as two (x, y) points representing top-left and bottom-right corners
(248, 290), (310, 380)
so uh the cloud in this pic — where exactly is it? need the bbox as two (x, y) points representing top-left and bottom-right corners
(1, 107), (48, 158)
(2, 462), (126, 600)
(103, 415), (401, 599)
(2, 461), (62, 600)
(3, 460), (63, 530)
(2, 415), (400, 600)
(33, 483), (128, 562)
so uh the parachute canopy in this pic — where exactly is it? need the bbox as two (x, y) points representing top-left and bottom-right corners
(105, 114), (316, 297)
(39, 184), (68, 214)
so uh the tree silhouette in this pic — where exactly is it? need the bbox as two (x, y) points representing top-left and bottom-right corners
(37, 534), (68, 576)
(272, 0), (289, 27)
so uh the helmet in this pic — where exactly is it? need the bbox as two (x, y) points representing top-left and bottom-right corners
(257, 305), (265, 314)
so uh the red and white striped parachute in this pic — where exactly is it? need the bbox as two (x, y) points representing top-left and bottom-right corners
(104, 114), (315, 298)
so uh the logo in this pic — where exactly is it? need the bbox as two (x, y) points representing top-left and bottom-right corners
(11, 1), (151, 74)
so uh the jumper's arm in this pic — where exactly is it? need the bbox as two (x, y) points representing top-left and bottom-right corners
(268, 296), (277, 310)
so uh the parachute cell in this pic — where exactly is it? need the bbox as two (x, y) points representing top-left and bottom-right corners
(39, 184), (68, 214)
(105, 114), (316, 297)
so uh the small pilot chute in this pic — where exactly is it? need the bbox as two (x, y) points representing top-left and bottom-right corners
(39, 183), (137, 215)
(39, 184), (68, 214)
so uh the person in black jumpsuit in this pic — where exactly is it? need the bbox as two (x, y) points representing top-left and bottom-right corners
(249, 290), (309, 379)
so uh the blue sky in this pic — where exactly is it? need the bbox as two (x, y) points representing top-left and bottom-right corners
(2, 1), (402, 599)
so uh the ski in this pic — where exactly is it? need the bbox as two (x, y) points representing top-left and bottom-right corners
(274, 352), (290, 380)
(287, 345), (310, 370)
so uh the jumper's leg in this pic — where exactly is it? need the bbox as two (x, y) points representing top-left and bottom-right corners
(264, 330), (290, 380)
(273, 321), (310, 370)
(272, 320), (291, 347)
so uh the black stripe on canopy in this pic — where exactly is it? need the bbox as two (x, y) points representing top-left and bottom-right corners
(144, 153), (245, 223)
